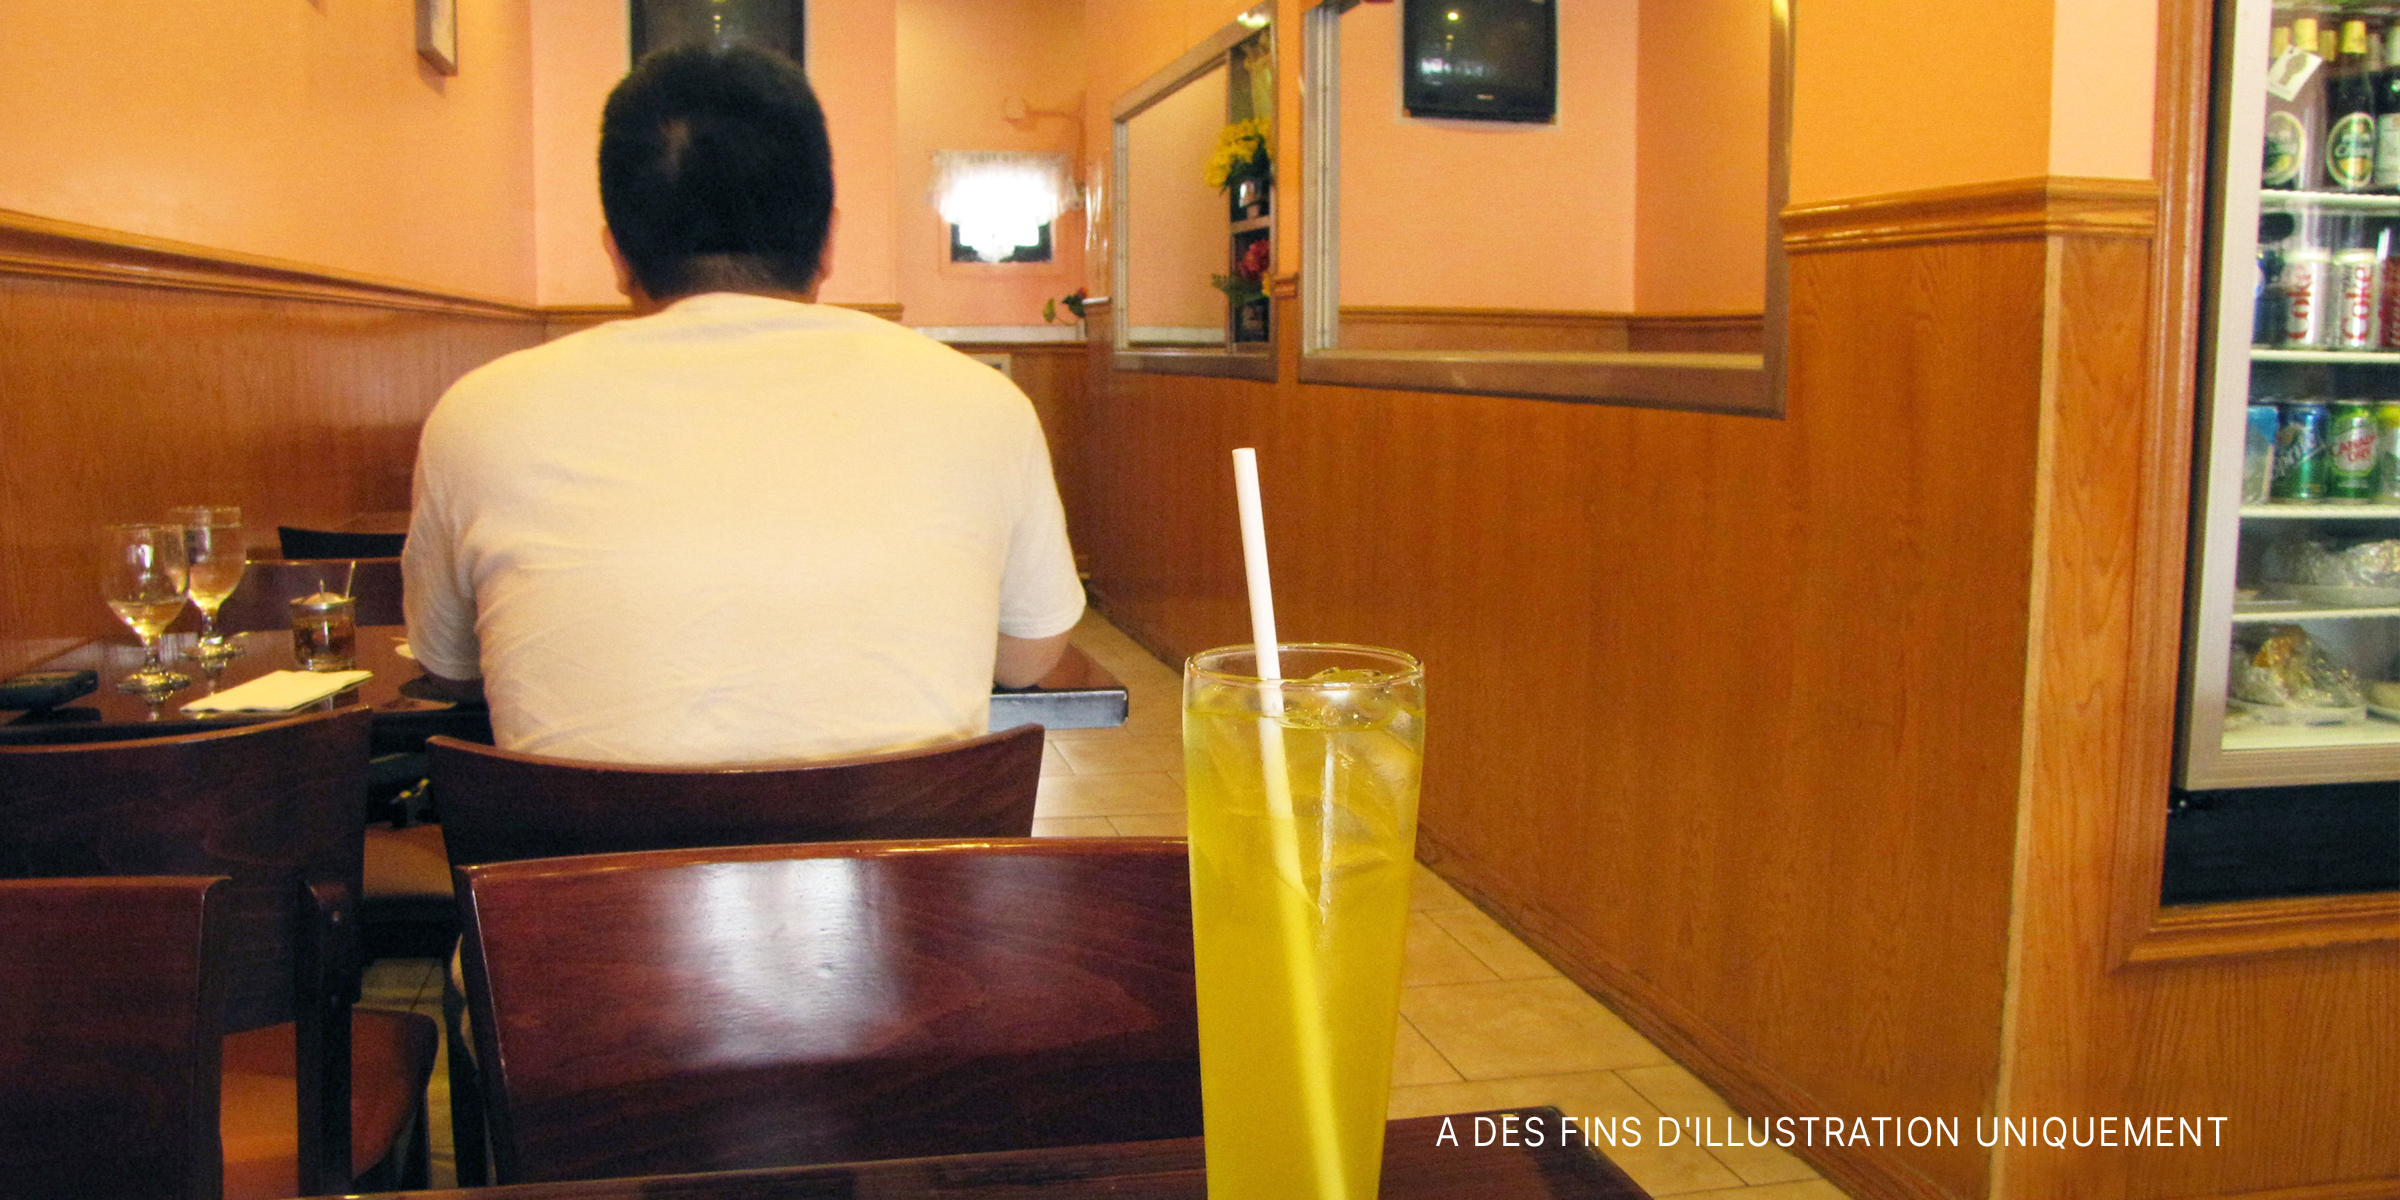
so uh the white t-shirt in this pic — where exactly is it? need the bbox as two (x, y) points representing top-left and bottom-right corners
(403, 293), (1085, 765)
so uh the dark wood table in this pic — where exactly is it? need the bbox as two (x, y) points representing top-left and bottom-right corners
(1, 631), (1127, 745)
(331, 1110), (1649, 1199)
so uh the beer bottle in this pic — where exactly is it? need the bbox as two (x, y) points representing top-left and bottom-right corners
(2377, 24), (2400, 190)
(2269, 15), (2327, 193)
(2325, 18), (2378, 190)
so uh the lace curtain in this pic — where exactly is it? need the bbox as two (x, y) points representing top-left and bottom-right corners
(929, 151), (1078, 262)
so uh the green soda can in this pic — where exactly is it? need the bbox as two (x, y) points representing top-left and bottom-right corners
(2329, 401), (2381, 502)
(2379, 402), (2400, 502)
(2274, 401), (2331, 501)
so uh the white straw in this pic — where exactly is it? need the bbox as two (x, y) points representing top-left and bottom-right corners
(1229, 447), (1347, 1199)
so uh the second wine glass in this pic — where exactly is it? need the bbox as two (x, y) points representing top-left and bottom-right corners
(170, 505), (246, 663)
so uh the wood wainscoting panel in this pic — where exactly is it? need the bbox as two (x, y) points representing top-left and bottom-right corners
(0, 262), (539, 676)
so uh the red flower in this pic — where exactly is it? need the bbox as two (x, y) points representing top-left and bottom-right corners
(1238, 239), (1270, 280)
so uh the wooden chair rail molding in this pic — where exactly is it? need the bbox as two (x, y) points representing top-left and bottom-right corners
(1780, 177), (2160, 253)
(0, 208), (530, 320)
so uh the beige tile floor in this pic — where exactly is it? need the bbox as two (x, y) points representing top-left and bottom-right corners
(359, 612), (1856, 1197)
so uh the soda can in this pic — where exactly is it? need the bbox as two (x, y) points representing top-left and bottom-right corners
(2328, 401), (2381, 501)
(2274, 400), (2332, 501)
(2285, 247), (2333, 347)
(2247, 402), (2282, 502)
(2335, 249), (2383, 348)
(2378, 401), (2400, 502)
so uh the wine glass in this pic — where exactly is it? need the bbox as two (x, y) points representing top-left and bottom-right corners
(169, 505), (246, 663)
(101, 523), (192, 697)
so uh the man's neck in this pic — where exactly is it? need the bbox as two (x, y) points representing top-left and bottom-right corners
(632, 284), (820, 316)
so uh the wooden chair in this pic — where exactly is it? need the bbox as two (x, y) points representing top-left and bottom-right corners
(0, 707), (438, 1199)
(201, 557), (405, 634)
(0, 876), (228, 1200)
(426, 721), (1045, 1184)
(277, 526), (407, 560)
(454, 838), (1201, 1184)
(427, 722), (1046, 866)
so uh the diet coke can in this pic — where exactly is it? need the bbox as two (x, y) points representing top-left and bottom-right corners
(2285, 245), (2333, 347)
(2336, 249), (2383, 349)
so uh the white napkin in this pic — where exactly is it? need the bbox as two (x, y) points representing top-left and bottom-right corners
(182, 670), (373, 714)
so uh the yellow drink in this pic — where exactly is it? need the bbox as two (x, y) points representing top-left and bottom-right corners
(1184, 644), (1423, 1200)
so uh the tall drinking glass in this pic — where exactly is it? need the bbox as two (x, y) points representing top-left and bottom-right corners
(1183, 643), (1424, 1200)
(101, 523), (192, 696)
(169, 505), (245, 662)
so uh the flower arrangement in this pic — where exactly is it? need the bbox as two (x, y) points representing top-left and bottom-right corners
(1042, 287), (1089, 324)
(1210, 238), (1272, 304)
(1203, 118), (1272, 193)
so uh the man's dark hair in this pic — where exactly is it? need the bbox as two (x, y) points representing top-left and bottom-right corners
(599, 44), (835, 301)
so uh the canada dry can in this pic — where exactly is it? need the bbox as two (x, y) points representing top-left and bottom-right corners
(2379, 402), (2400, 501)
(2329, 401), (2381, 500)
(2274, 400), (2332, 500)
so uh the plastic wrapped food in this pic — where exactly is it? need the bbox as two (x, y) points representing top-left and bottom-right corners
(2231, 624), (2364, 719)
(2262, 535), (2400, 587)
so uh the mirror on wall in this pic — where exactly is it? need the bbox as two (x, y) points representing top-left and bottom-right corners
(1110, 5), (1277, 380)
(1301, 0), (1789, 415)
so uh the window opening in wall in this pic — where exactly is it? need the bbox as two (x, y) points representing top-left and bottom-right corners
(930, 151), (1079, 266)
(950, 222), (1054, 264)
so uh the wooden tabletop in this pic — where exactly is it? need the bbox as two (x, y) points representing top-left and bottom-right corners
(330, 1110), (1650, 1199)
(1, 632), (1127, 744)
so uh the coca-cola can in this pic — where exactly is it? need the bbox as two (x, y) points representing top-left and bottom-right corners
(2336, 250), (2383, 349)
(2285, 249), (2332, 347)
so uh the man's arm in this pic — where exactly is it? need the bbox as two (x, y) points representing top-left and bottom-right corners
(995, 631), (1072, 688)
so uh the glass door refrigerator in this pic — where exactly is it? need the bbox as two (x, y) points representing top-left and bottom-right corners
(2181, 0), (2400, 903)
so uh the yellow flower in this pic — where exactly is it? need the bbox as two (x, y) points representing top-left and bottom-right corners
(1203, 118), (1272, 191)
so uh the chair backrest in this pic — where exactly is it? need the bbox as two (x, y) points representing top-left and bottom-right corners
(278, 526), (407, 560)
(427, 723), (1045, 867)
(205, 557), (404, 634)
(456, 838), (1200, 1184)
(0, 707), (375, 1193)
(0, 876), (228, 1200)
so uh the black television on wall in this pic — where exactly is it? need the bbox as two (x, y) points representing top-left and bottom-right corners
(1401, 0), (1557, 123)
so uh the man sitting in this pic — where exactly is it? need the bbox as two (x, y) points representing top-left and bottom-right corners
(403, 45), (1083, 764)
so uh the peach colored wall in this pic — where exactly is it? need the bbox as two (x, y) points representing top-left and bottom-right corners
(1126, 62), (1238, 332)
(1787, 0), (2155, 203)
(1633, 0), (1769, 312)
(1334, 0), (1638, 311)
(895, 0), (1087, 328)
(810, 0), (904, 307)
(0, 0), (536, 303)
(2050, 0), (2158, 180)
(531, 1), (628, 306)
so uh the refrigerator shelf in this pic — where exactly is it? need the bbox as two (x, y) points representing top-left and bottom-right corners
(2241, 504), (2400, 519)
(2221, 720), (2400, 752)
(2231, 604), (2400, 621)
(2259, 188), (2400, 212)
(2249, 348), (2400, 363)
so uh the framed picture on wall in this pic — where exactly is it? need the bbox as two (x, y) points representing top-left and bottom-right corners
(418, 0), (459, 74)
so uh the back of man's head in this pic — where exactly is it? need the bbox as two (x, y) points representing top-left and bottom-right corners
(599, 44), (834, 302)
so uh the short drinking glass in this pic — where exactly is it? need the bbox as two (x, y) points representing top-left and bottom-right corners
(169, 505), (245, 662)
(102, 523), (192, 697)
(1183, 644), (1424, 1200)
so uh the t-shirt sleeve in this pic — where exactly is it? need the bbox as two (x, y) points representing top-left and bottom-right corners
(997, 415), (1085, 640)
(401, 410), (484, 680)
